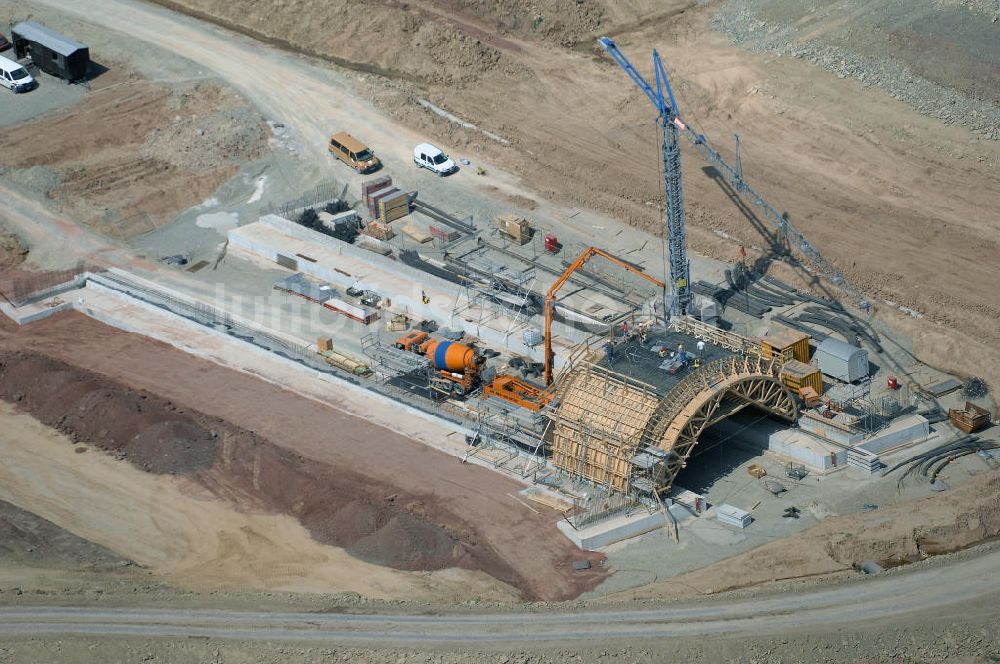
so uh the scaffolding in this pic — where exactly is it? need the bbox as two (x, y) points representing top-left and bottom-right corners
(548, 321), (798, 503)
(463, 402), (547, 479)
(360, 332), (431, 380)
(451, 248), (538, 337)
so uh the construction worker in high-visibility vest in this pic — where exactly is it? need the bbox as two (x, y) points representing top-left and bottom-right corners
(421, 289), (430, 305)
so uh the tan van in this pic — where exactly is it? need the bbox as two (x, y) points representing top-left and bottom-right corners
(328, 131), (380, 173)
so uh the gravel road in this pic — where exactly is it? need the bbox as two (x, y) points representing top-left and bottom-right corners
(2, 545), (999, 643)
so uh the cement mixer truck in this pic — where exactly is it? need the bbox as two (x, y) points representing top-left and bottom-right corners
(394, 331), (484, 396)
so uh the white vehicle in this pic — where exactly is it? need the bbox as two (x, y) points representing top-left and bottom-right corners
(0, 55), (36, 93)
(413, 143), (458, 176)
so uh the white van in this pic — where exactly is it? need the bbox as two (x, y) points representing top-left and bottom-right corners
(0, 55), (36, 93)
(413, 143), (458, 176)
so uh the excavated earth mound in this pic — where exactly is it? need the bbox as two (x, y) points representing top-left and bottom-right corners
(0, 351), (543, 592)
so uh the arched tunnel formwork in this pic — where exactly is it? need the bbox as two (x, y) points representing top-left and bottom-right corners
(549, 349), (798, 497)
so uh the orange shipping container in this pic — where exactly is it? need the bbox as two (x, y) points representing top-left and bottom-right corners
(761, 326), (810, 363)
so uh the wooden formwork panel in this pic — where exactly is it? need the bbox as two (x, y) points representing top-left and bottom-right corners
(550, 364), (660, 492)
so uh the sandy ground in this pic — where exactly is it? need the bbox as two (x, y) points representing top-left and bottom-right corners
(0, 65), (264, 238)
(131, 0), (1000, 395)
(611, 458), (1000, 601)
(0, 401), (514, 601)
(0, 311), (604, 601)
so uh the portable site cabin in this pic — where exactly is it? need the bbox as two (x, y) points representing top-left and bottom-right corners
(11, 22), (90, 82)
(816, 337), (868, 383)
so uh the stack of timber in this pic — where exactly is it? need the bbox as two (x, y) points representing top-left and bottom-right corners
(378, 190), (412, 223)
(361, 176), (392, 207)
(368, 187), (400, 219)
(317, 337), (373, 377)
(365, 221), (395, 241)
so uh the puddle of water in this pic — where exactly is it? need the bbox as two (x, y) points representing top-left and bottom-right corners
(247, 175), (268, 204)
(196, 211), (239, 231)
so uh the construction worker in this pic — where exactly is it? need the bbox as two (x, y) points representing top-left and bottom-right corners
(421, 289), (430, 305)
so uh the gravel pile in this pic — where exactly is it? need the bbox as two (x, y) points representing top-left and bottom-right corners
(0, 230), (28, 268)
(712, 0), (1000, 140)
(144, 104), (266, 171)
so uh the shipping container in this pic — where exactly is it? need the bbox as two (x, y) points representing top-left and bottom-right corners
(780, 359), (823, 396)
(760, 325), (810, 363)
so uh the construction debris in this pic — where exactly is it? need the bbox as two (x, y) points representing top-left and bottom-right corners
(949, 401), (992, 434)
(963, 377), (989, 399)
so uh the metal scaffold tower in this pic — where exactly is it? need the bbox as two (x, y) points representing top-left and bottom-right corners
(600, 37), (691, 317)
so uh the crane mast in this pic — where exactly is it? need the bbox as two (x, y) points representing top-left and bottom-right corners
(600, 38), (871, 313)
(599, 37), (691, 317)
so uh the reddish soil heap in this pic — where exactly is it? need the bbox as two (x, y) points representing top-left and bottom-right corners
(0, 346), (604, 598)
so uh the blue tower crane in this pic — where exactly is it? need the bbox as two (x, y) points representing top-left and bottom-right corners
(599, 37), (691, 316)
(600, 38), (871, 315)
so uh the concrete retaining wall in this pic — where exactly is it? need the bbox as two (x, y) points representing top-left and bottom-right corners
(799, 413), (865, 446)
(557, 506), (690, 550)
(768, 429), (847, 470)
(859, 414), (930, 453)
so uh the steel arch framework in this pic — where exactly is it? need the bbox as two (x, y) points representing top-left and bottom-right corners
(549, 352), (798, 496)
(646, 370), (798, 492)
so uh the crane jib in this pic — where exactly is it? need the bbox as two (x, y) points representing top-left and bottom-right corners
(598, 36), (869, 312)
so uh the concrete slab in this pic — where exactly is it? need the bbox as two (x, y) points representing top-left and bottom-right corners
(228, 216), (586, 360)
(859, 414), (930, 454)
(557, 505), (691, 551)
(769, 429), (848, 471)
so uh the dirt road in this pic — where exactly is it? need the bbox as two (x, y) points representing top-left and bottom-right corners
(54, 0), (999, 395)
(2, 544), (999, 643)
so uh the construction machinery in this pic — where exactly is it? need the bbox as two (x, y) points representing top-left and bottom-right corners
(544, 246), (666, 385)
(394, 330), (429, 353)
(600, 37), (871, 314)
(394, 331), (484, 396)
(599, 37), (690, 316)
(483, 374), (553, 412)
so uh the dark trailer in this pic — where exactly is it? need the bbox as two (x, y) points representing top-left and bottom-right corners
(11, 21), (90, 82)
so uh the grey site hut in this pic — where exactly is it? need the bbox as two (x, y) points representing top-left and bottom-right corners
(815, 336), (869, 383)
(11, 21), (90, 82)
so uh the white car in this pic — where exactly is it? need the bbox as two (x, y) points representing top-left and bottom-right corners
(0, 55), (36, 93)
(413, 143), (458, 176)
